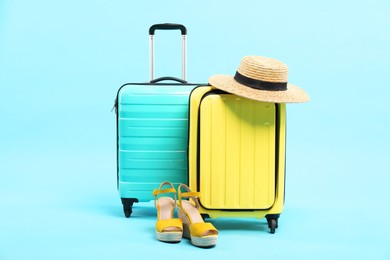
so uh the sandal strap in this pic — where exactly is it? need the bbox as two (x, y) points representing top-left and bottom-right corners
(178, 184), (200, 209)
(156, 218), (183, 232)
(189, 222), (218, 237)
(152, 188), (176, 196)
(179, 191), (200, 198)
(153, 181), (177, 209)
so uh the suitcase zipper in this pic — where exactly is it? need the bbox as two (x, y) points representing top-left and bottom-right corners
(111, 98), (117, 113)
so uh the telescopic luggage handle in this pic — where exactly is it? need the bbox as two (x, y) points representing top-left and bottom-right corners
(150, 76), (187, 84)
(149, 23), (187, 83)
(149, 23), (187, 35)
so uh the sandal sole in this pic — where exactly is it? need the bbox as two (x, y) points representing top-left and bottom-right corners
(191, 235), (218, 248)
(182, 222), (218, 247)
(156, 231), (182, 242)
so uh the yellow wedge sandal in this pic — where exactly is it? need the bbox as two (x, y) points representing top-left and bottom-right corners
(177, 184), (218, 247)
(152, 181), (183, 243)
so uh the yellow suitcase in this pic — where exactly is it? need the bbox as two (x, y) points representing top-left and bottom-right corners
(188, 86), (286, 233)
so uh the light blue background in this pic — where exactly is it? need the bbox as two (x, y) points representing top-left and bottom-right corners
(1, 0), (389, 259)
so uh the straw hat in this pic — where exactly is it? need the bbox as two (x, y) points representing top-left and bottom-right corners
(209, 56), (310, 103)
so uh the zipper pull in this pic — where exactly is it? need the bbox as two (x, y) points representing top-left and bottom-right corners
(111, 98), (117, 113)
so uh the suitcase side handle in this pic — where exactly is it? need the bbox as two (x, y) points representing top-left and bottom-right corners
(150, 76), (187, 84)
(149, 23), (187, 35)
(149, 23), (187, 82)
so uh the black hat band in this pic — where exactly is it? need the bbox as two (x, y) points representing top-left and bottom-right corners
(234, 71), (287, 91)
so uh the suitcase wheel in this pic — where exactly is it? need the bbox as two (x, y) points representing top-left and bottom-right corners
(266, 215), (279, 234)
(124, 208), (132, 218)
(121, 198), (138, 218)
(201, 214), (210, 221)
(269, 219), (277, 234)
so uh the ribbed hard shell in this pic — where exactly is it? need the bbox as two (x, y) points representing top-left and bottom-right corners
(117, 84), (196, 201)
(188, 86), (287, 219)
(199, 94), (276, 209)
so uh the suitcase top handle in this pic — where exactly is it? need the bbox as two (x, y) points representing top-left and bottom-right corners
(149, 23), (187, 35)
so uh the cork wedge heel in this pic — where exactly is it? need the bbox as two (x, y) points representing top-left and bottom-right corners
(177, 184), (218, 248)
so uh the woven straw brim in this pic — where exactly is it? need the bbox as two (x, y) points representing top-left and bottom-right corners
(209, 75), (310, 103)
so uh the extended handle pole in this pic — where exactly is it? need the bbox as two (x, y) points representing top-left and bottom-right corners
(149, 23), (187, 82)
(149, 34), (154, 81)
(182, 34), (186, 81)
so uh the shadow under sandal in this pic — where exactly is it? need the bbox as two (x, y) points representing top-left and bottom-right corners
(153, 181), (183, 243)
(177, 184), (218, 248)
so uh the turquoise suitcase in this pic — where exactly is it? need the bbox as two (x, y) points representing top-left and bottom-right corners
(114, 24), (202, 217)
